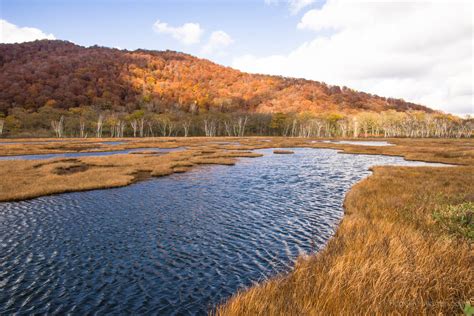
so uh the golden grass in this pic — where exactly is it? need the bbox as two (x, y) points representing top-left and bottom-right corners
(1, 137), (473, 314)
(1, 137), (472, 165)
(216, 145), (474, 315)
(0, 146), (262, 202)
(0, 137), (472, 203)
(273, 150), (294, 154)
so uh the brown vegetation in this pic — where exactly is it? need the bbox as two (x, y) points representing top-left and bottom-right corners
(1, 38), (471, 315)
(0, 137), (472, 203)
(0, 40), (430, 116)
(0, 137), (472, 314)
(6, 41), (472, 140)
(0, 140), (263, 202)
(273, 150), (294, 154)
(216, 139), (474, 315)
(52, 161), (89, 175)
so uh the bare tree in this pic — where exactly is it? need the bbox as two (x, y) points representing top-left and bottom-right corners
(223, 116), (248, 137)
(360, 119), (369, 138)
(120, 121), (125, 137)
(79, 120), (86, 138)
(6, 106), (474, 139)
(168, 121), (176, 136)
(313, 119), (324, 138)
(51, 116), (64, 138)
(130, 120), (138, 137)
(182, 120), (191, 137)
(224, 121), (233, 136)
(352, 117), (359, 138)
(96, 114), (104, 138)
(282, 120), (292, 137)
(337, 119), (349, 138)
(290, 119), (297, 137)
(298, 121), (312, 138)
(159, 117), (170, 136)
(203, 119), (217, 137)
(147, 122), (154, 137)
(139, 118), (145, 137)
(0, 119), (4, 136)
(115, 120), (125, 137)
(237, 116), (248, 137)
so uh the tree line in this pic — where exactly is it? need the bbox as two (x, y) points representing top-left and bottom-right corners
(0, 106), (471, 138)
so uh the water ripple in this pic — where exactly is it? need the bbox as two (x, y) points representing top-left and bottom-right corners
(0, 148), (444, 315)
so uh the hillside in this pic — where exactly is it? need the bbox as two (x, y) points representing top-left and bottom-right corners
(0, 40), (433, 115)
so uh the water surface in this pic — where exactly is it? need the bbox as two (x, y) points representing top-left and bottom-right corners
(0, 148), (445, 315)
(0, 147), (182, 161)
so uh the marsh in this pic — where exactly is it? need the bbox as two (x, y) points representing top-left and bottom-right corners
(0, 147), (450, 315)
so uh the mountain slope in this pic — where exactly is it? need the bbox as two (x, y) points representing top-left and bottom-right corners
(0, 40), (434, 115)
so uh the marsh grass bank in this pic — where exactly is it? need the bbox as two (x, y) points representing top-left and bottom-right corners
(273, 150), (294, 154)
(216, 140), (473, 315)
(0, 137), (473, 314)
(0, 147), (261, 202)
(0, 137), (471, 202)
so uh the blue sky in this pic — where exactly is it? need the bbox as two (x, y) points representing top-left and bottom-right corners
(1, 0), (473, 115)
(1, 0), (320, 64)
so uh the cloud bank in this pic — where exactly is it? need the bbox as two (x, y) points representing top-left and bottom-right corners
(0, 19), (55, 44)
(201, 30), (234, 55)
(152, 19), (234, 57)
(153, 20), (203, 45)
(235, 1), (473, 115)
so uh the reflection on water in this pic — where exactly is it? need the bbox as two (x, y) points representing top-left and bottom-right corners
(316, 140), (393, 146)
(0, 147), (182, 161)
(0, 148), (446, 315)
(209, 141), (242, 145)
(101, 141), (127, 145)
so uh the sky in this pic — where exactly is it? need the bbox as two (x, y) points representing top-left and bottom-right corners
(0, 0), (473, 115)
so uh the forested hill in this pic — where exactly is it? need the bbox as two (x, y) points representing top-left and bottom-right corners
(0, 40), (433, 115)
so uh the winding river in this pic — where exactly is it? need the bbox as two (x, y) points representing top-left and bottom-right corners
(0, 148), (446, 315)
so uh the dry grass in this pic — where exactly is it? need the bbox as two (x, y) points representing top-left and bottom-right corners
(216, 143), (474, 315)
(329, 138), (474, 166)
(0, 146), (262, 202)
(0, 137), (472, 202)
(1, 137), (473, 314)
(1, 137), (472, 165)
(273, 150), (294, 154)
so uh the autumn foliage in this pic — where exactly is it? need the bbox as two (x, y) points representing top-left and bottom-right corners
(0, 40), (433, 115)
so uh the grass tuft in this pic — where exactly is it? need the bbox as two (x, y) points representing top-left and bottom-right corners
(433, 202), (474, 240)
(273, 150), (294, 154)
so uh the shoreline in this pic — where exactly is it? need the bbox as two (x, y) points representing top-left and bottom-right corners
(0, 137), (472, 314)
(215, 139), (473, 315)
(0, 137), (469, 202)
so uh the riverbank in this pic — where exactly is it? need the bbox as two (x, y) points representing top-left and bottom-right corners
(0, 137), (471, 203)
(216, 139), (473, 315)
(0, 137), (473, 313)
(0, 144), (262, 202)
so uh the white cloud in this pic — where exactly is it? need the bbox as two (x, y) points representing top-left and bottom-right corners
(152, 19), (203, 45)
(234, 0), (474, 115)
(289, 0), (317, 14)
(0, 19), (55, 44)
(265, 0), (316, 14)
(201, 30), (234, 55)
